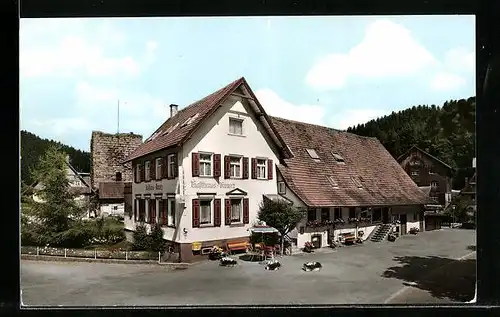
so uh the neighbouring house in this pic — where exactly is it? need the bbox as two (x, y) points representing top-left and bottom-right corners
(31, 155), (93, 216)
(397, 145), (454, 231)
(445, 157), (476, 223)
(122, 76), (431, 262)
(271, 117), (432, 249)
(90, 131), (143, 217)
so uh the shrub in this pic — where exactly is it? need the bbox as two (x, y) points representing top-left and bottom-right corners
(132, 223), (150, 250)
(149, 223), (167, 252)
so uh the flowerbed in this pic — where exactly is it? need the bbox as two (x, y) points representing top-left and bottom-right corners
(126, 251), (157, 260)
(65, 249), (96, 258)
(21, 246), (38, 255)
(21, 246), (159, 261)
(38, 247), (65, 257)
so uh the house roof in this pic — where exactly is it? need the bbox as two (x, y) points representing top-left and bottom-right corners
(98, 182), (125, 199)
(271, 117), (432, 207)
(122, 77), (291, 163)
(397, 145), (453, 170)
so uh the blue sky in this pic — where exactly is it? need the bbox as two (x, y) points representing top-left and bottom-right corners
(20, 16), (475, 152)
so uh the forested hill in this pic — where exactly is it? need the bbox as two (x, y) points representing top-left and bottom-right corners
(346, 97), (476, 190)
(21, 130), (91, 186)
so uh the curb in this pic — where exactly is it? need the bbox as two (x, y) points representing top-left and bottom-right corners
(21, 254), (191, 269)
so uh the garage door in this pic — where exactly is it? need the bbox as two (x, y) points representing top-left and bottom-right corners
(425, 217), (437, 231)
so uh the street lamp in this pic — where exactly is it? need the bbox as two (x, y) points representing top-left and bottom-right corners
(452, 205), (456, 228)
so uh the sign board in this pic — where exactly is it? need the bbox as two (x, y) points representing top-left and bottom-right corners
(190, 180), (235, 189)
(145, 183), (163, 191)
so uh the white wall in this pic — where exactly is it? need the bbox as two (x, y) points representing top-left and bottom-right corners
(130, 96), (281, 244)
(100, 203), (124, 216)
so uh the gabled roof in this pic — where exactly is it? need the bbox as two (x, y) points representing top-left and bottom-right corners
(123, 77), (291, 162)
(98, 181), (127, 199)
(271, 117), (432, 207)
(397, 145), (453, 171)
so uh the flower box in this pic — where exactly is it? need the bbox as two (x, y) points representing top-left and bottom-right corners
(303, 261), (322, 272)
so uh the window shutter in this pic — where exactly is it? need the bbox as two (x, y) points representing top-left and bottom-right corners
(251, 158), (257, 179)
(150, 159), (156, 180)
(162, 200), (167, 225)
(267, 159), (273, 180)
(134, 200), (137, 221)
(242, 157), (249, 179)
(214, 154), (221, 178)
(133, 163), (137, 183)
(192, 153), (200, 177)
(151, 202), (156, 224)
(140, 163), (145, 182)
(224, 199), (231, 225)
(192, 199), (200, 228)
(173, 154), (179, 178)
(243, 198), (249, 224)
(224, 155), (231, 179)
(162, 157), (167, 179)
(214, 199), (221, 227)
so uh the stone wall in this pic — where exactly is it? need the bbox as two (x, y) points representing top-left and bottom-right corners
(90, 131), (143, 189)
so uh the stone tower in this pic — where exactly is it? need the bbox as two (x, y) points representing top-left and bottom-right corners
(90, 131), (143, 190)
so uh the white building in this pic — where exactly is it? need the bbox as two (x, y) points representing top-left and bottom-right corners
(123, 77), (431, 262)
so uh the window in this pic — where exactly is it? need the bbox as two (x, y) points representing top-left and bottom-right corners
(256, 159), (267, 179)
(229, 118), (243, 135)
(278, 181), (286, 194)
(307, 208), (316, 221)
(321, 208), (330, 221)
(156, 158), (162, 180)
(430, 194), (439, 203)
(199, 199), (212, 225)
(73, 180), (81, 186)
(149, 200), (156, 224)
(168, 154), (176, 178)
(306, 148), (320, 160)
(431, 181), (438, 189)
(411, 171), (419, 176)
(349, 207), (356, 219)
(372, 208), (382, 222)
(113, 206), (118, 211)
(334, 208), (342, 220)
(410, 160), (420, 166)
(332, 152), (345, 163)
(230, 199), (242, 223)
(351, 176), (363, 188)
(136, 164), (141, 182)
(230, 157), (242, 178)
(168, 199), (176, 227)
(199, 154), (212, 177)
(327, 176), (338, 188)
(144, 161), (151, 181)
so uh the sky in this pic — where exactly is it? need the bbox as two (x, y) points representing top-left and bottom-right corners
(20, 16), (475, 152)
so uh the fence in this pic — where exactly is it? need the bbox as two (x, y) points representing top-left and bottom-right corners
(21, 246), (179, 263)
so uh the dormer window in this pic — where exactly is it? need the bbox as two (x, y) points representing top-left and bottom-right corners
(332, 152), (345, 164)
(181, 113), (199, 128)
(306, 149), (320, 161)
(327, 176), (338, 188)
(351, 176), (363, 188)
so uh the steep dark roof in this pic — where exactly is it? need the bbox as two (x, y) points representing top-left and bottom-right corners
(397, 145), (453, 170)
(271, 117), (432, 207)
(99, 182), (125, 199)
(123, 77), (291, 162)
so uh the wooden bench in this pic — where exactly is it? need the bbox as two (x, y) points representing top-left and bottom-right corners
(226, 240), (250, 254)
(341, 233), (356, 245)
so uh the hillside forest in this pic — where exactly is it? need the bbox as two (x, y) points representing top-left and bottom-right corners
(347, 97), (476, 190)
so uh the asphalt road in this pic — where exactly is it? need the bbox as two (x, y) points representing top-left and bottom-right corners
(21, 228), (476, 306)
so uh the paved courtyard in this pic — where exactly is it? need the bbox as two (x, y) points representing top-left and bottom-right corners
(21, 228), (476, 306)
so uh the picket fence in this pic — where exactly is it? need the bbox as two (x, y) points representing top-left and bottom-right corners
(21, 246), (179, 263)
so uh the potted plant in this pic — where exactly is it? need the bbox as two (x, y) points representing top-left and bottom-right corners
(303, 241), (314, 253)
(387, 233), (397, 242)
(219, 256), (237, 267)
(209, 246), (224, 260)
(409, 227), (419, 235)
(302, 261), (322, 272)
(265, 259), (281, 271)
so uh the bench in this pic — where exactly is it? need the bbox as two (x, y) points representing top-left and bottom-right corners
(226, 240), (250, 254)
(341, 233), (356, 245)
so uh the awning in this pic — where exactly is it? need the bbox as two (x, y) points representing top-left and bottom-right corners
(249, 226), (279, 234)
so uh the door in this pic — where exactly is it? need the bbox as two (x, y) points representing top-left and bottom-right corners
(382, 207), (389, 223)
(311, 234), (322, 248)
(419, 211), (424, 231)
(400, 214), (407, 235)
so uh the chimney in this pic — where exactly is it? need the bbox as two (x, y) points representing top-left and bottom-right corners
(170, 104), (179, 118)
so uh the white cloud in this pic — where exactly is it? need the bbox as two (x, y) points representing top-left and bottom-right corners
(31, 117), (91, 136)
(19, 19), (149, 79)
(305, 20), (437, 90)
(430, 72), (466, 91)
(330, 109), (387, 130)
(444, 47), (475, 73)
(254, 88), (326, 125)
(73, 81), (167, 136)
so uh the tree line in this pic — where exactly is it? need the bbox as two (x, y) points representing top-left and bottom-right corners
(346, 97), (476, 190)
(20, 130), (90, 187)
